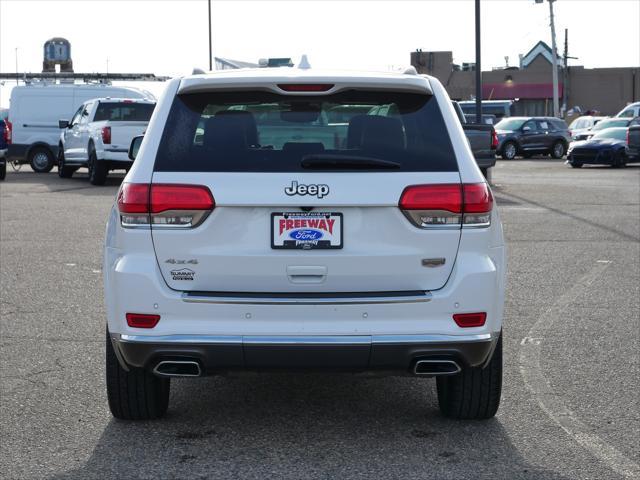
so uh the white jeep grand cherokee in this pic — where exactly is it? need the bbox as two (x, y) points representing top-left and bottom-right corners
(104, 68), (505, 420)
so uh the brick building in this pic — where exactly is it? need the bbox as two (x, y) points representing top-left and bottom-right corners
(411, 41), (640, 117)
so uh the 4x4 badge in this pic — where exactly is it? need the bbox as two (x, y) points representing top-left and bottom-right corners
(165, 258), (198, 265)
(285, 181), (329, 199)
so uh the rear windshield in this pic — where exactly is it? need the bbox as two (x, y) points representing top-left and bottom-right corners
(592, 118), (629, 131)
(495, 118), (526, 130)
(153, 90), (457, 172)
(94, 102), (155, 122)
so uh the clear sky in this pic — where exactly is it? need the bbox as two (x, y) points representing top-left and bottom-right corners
(1, 0), (639, 106)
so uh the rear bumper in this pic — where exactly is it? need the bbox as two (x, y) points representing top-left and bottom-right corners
(475, 155), (497, 168)
(625, 147), (639, 161)
(6, 144), (28, 162)
(111, 332), (498, 374)
(98, 149), (131, 163)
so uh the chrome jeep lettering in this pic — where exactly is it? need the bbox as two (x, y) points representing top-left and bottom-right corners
(284, 181), (329, 199)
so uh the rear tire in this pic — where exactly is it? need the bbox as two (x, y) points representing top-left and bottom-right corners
(570, 162), (583, 168)
(88, 148), (108, 185)
(551, 141), (566, 159)
(106, 329), (170, 420)
(29, 146), (54, 173)
(57, 147), (75, 178)
(436, 334), (502, 420)
(501, 141), (517, 160)
(0, 162), (6, 180)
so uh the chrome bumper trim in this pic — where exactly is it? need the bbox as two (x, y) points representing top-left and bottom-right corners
(118, 333), (494, 345)
(372, 333), (494, 344)
(181, 291), (432, 306)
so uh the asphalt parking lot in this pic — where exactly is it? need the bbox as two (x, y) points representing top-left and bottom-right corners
(1, 159), (638, 480)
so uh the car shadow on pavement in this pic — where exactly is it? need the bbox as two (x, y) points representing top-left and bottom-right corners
(49, 374), (573, 480)
(1, 170), (124, 194)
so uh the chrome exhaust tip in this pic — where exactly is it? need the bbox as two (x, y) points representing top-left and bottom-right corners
(413, 359), (461, 376)
(153, 360), (202, 377)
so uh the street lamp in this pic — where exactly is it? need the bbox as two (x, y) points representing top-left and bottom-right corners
(474, 0), (482, 124)
(208, 0), (212, 70)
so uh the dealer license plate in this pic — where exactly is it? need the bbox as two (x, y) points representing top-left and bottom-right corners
(271, 212), (343, 249)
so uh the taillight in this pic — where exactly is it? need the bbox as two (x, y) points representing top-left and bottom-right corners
(117, 183), (214, 228)
(453, 312), (486, 328)
(491, 130), (498, 149)
(278, 84), (334, 92)
(101, 126), (111, 144)
(4, 120), (12, 144)
(126, 313), (160, 328)
(399, 183), (492, 228)
(462, 183), (493, 226)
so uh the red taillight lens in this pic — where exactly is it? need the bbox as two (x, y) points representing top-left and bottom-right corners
(117, 183), (214, 228)
(453, 312), (486, 328)
(277, 84), (334, 92)
(491, 130), (498, 149)
(5, 120), (12, 144)
(101, 126), (111, 144)
(399, 184), (462, 212)
(126, 313), (160, 328)
(463, 183), (493, 213)
(150, 184), (214, 213)
(117, 183), (149, 213)
(399, 183), (492, 228)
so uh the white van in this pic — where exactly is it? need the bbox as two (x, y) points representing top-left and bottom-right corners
(6, 83), (154, 172)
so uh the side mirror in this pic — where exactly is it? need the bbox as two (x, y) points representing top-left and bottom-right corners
(58, 119), (69, 129)
(522, 125), (532, 132)
(128, 135), (144, 161)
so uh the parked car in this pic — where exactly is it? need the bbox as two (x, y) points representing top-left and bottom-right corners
(452, 101), (497, 176)
(104, 69), (505, 421)
(567, 127), (629, 168)
(58, 98), (155, 185)
(494, 116), (570, 159)
(6, 83), (153, 173)
(625, 124), (640, 162)
(615, 101), (640, 119)
(458, 100), (514, 120)
(572, 117), (632, 141)
(0, 118), (7, 180)
(568, 115), (605, 140)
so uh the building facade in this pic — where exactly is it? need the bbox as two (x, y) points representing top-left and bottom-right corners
(411, 42), (640, 117)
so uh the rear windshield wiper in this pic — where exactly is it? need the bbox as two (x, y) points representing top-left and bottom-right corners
(301, 154), (401, 170)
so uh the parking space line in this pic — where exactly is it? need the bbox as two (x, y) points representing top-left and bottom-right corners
(519, 261), (640, 479)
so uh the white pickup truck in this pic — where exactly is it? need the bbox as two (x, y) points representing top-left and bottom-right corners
(57, 98), (155, 185)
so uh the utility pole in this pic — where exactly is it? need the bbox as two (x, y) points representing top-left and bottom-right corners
(548, 0), (560, 117)
(562, 29), (568, 116)
(208, 0), (212, 71)
(475, 0), (482, 124)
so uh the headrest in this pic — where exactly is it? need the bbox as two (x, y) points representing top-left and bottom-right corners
(359, 116), (405, 151)
(203, 110), (258, 151)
